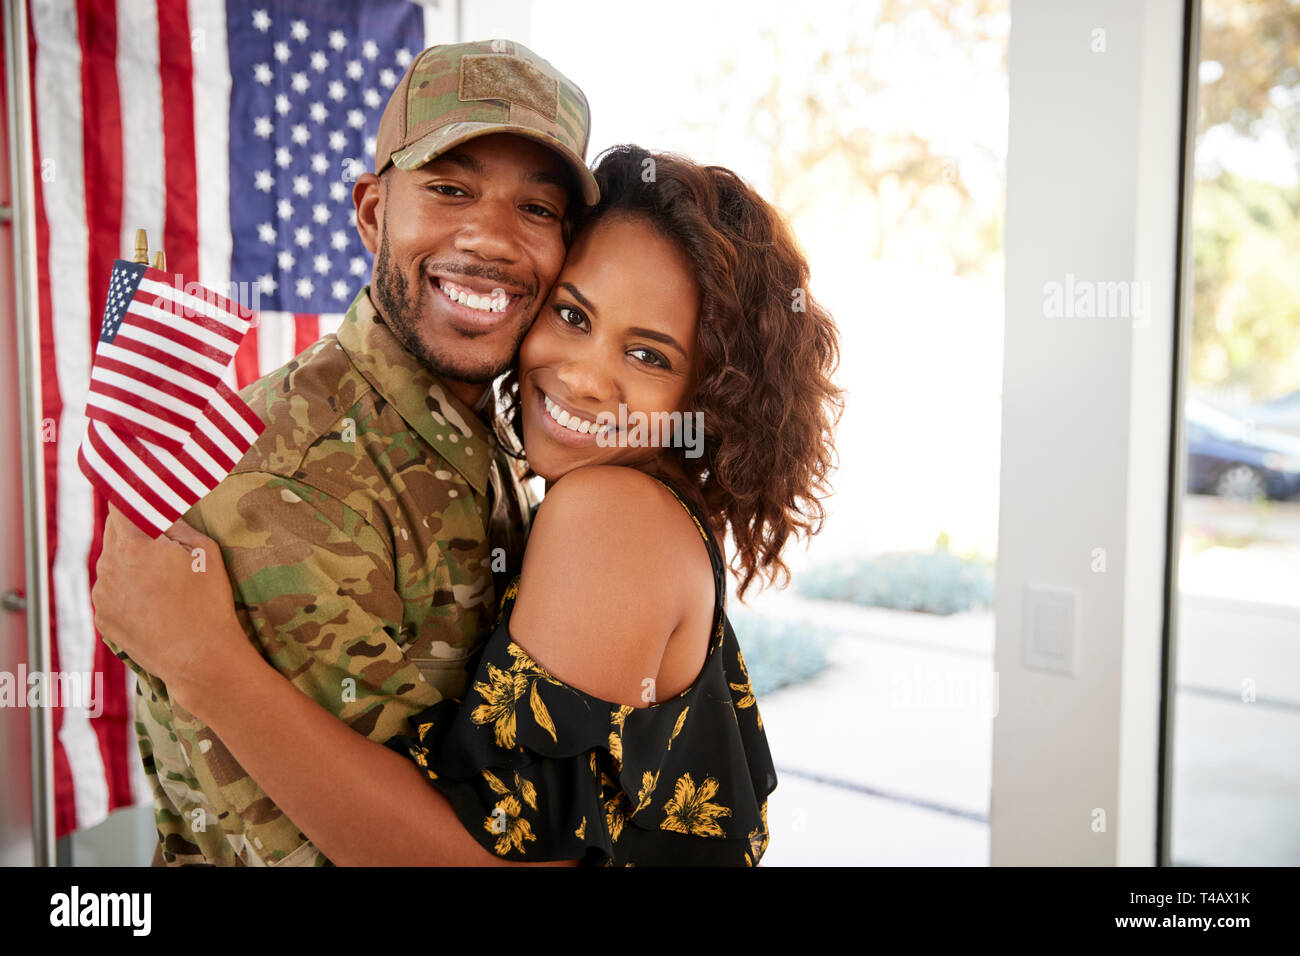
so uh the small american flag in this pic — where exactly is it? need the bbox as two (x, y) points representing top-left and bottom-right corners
(77, 259), (264, 537)
(85, 259), (253, 452)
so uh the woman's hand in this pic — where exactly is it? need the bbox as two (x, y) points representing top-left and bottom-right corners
(92, 504), (253, 707)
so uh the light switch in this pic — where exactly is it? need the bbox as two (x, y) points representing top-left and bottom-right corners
(1022, 585), (1079, 676)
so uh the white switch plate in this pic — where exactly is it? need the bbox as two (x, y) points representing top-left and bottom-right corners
(1022, 585), (1079, 676)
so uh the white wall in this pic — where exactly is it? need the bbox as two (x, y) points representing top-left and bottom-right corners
(458, 0), (530, 44)
(992, 0), (1188, 865)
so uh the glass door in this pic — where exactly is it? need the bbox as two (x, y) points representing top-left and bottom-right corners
(1169, 0), (1300, 866)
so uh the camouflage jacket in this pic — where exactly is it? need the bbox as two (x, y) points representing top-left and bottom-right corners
(116, 286), (533, 866)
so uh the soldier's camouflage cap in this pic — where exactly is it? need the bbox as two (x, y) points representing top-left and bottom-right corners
(375, 39), (600, 207)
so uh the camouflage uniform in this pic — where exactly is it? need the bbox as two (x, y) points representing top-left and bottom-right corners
(115, 286), (533, 865)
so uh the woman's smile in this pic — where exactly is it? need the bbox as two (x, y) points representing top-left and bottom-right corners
(530, 384), (614, 447)
(537, 386), (615, 438)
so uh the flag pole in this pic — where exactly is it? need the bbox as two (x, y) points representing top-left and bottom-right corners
(4, 0), (56, 867)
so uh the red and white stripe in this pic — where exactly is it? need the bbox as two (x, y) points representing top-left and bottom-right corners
(79, 381), (263, 535)
(24, 0), (394, 836)
(86, 268), (254, 451)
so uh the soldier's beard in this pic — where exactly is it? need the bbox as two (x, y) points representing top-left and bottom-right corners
(371, 225), (528, 386)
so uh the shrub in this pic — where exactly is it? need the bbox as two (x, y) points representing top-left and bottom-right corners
(795, 541), (994, 615)
(730, 610), (832, 696)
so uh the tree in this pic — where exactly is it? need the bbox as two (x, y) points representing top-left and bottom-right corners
(684, 0), (1009, 280)
(1198, 0), (1300, 170)
(1193, 0), (1300, 398)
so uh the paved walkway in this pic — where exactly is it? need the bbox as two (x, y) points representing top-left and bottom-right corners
(744, 573), (1300, 866)
(739, 591), (994, 866)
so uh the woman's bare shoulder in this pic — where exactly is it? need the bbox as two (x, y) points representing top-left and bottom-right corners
(509, 465), (712, 706)
(529, 465), (696, 554)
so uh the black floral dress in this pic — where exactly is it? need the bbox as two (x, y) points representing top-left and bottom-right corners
(385, 476), (777, 866)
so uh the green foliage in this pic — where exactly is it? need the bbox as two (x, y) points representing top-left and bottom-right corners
(1198, 0), (1300, 161)
(1191, 0), (1300, 399)
(795, 542), (995, 615)
(685, 0), (1010, 280)
(730, 611), (832, 696)
(1192, 173), (1300, 397)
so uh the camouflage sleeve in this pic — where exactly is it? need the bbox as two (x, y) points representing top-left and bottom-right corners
(99, 554), (204, 863)
(145, 471), (443, 866)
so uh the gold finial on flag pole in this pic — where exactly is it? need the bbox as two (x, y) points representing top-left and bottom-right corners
(152, 250), (166, 271)
(133, 228), (149, 264)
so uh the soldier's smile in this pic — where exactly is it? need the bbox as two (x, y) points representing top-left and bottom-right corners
(428, 274), (527, 334)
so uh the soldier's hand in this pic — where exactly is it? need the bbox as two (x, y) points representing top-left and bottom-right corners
(93, 504), (244, 701)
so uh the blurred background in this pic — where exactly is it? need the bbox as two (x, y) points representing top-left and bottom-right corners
(534, 0), (1300, 866)
(533, 0), (1012, 865)
(2, 0), (1296, 866)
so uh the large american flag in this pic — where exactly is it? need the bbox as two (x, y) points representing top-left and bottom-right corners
(24, 0), (451, 837)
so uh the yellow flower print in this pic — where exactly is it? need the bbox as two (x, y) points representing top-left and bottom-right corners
(505, 642), (561, 684)
(482, 769), (538, 811)
(667, 706), (689, 750)
(611, 704), (633, 730)
(471, 642), (565, 749)
(660, 773), (733, 837)
(605, 789), (629, 842)
(729, 649), (763, 730)
(608, 704), (634, 769)
(529, 682), (558, 743)
(483, 794), (535, 856)
(488, 643), (563, 743)
(748, 799), (770, 860)
(633, 770), (659, 815)
(470, 663), (529, 748)
(575, 817), (586, 839)
(493, 577), (521, 628)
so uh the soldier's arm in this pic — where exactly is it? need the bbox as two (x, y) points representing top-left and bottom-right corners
(167, 471), (443, 865)
(97, 499), (570, 865)
(171, 634), (575, 866)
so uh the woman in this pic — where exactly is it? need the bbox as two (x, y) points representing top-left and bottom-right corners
(93, 145), (842, 866)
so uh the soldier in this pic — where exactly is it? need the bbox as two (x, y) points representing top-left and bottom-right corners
(101, 40), (600, 866)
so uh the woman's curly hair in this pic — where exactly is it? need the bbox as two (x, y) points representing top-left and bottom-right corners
(499, 144), (844, 601)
